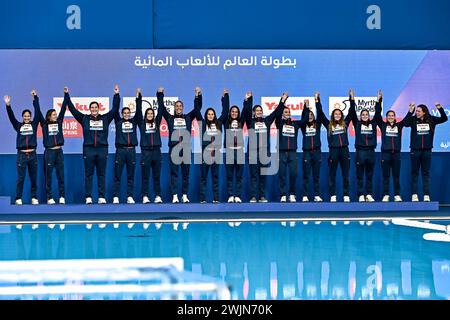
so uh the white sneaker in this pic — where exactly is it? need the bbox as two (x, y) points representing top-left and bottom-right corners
(182, 194), (190, 203)
(366, 195), (375, 202)
(113, 197), (120, 204)
(343, 196), (350, 202)
(411, 194), (419, 202)
(234, 197), (242, 203)
(154, 196), (162, 204)
(85, 197), (93, 204)
(98, 197), (107, 204)
(143, 196), (150, 204)
(59, 197), (65, 204)
(382, 195), (390, 202)
(47, 199), (56, 205)
(289, 195), (297, 203)
(302, 196), (309, 202)
(15, 199), (22, 205)
(172, 194), (179, 203)
(228, 196), (234, 203)
(394, 195), (402, 202)
(127, 197), (135, 204)
(330, 195), (337, 202)
(280, 196), (287, 203)
(423, 195), (430, 202)
(314, 196), (323, 202)
(249, 197), (257, 203)
(359, 195), (365, 202)
(31, 198), (39, 205)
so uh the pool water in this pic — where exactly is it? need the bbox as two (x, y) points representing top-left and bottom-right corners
(0, 221), (449, 300)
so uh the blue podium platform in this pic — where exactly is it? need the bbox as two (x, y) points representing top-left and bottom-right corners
(0, 197), (446, 224)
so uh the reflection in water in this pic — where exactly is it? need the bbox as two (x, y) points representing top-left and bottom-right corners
(0, 221), (449, 300)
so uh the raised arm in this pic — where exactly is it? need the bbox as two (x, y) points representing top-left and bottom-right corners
(274, 97), (285, 128)
(31, 90), (44, 127)
(158, 88), (172, 122)
(373, 90), (384, 127)
(398, 106), (414, 128)
(187, 87), (203, 121)
(152, 88), (163, 125)
(432, 103), (448, 125)
(58, 90), (68, 123)
(4, 95), (20, 130)
(107, 84), (121, 124)
(242, 91), (253, 128)
(65, 87), (84, 124)
(266, 92), (288, 126)
(299, 98), (311, 127)
(218, 89), (230, 123)
(133, 88), (143, 125)
(315, 93), (329, 127)
(346, 89), (357, 126)
(401, 103), (416, 127)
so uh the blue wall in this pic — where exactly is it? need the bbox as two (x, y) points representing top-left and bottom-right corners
(1, 0), (450, 49)
(0, 152), (448, 204)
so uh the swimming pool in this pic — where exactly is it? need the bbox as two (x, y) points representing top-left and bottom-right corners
(0, 220), (449, 300)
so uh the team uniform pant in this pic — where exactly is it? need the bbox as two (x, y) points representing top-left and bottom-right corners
(44, 148), (65, 200)
(381, 151), (401, 196)
(83, 146), (108, 198)
(302, 149), (321, 197)
(355, 149), (375, 196)
(410, 149), (432, 195)
(113, 147), (136, 198)
(225, 149), (244, 198)
(16, 150), (38, 200)
(279, 150), (298, 197)
(328, 147), (350, 197)
(141, 148), (162, 198)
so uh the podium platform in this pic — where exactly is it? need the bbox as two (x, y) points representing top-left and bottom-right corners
(0, 196), (445, 224)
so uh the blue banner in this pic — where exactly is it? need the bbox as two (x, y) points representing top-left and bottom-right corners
(0, 49), (449, 154)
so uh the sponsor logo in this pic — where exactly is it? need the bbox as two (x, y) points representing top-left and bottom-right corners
(52, 97), (109, 138)
(123, 96), (178, 137)
(53, 97), (110, 117)
(329, 96), (382, 138)
(261, 97), (315, 136)
(328, 97), (380, 117)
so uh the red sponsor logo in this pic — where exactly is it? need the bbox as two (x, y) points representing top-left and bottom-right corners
(55, 102), (106, 112)
(63, 119), (82, 137)
(264, 101), (306, 112)
(36, 119), (82, 138)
